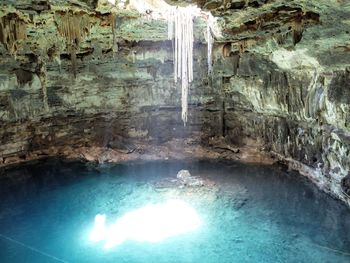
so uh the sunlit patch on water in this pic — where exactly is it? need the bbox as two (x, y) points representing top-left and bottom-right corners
(89, 199), (201, 249)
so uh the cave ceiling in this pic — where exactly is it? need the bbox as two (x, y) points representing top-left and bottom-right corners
(0, 0), (349, 71)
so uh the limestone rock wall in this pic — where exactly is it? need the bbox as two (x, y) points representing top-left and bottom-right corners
(0, 1), (223, 164)
(0, 41), (223, 162)
(218, 52), (350, 205)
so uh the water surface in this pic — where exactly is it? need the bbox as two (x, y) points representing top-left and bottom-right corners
(0, 159), (349, 263)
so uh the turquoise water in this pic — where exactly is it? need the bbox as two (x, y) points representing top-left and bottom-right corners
(0, 159), (349, 263)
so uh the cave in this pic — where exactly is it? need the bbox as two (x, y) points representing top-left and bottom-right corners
(0, 0), (350, 262)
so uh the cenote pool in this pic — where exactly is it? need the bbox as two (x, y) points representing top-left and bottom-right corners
(0, 159), (349, 263)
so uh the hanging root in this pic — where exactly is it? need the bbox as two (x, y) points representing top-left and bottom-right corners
(168, 7), (215, 125)
(168, 7), (195, 125)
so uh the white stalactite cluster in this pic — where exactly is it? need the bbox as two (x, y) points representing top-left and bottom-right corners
(167, 6), (214, 125)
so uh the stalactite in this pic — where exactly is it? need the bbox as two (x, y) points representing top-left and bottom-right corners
(292, 20), (304, 45)
(37, 57), (49, 112)
(275, 33), (289, 45)
(207, 16), (214, 74)
(56, 11), (90, 77)
(56, 11), (90, 44)
(111, 12), (117, 53)
(304, 70), (320, 120)
(68, 44), (77, 78)
(238, 39), (257, 54)
(222, 43), (231, 57)
(0, 13), (27, 55)
(232, 53), (240, 75)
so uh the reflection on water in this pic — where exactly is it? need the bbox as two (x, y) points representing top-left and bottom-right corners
(0, 158), (349, 263)
(89, 199), (200, 248)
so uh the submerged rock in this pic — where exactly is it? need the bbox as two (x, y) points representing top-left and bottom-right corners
(177, 170), (204, 187)
(176, 169), (192, 180)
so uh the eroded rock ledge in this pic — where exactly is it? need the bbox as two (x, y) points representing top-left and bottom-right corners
(0, 137), (274, 168)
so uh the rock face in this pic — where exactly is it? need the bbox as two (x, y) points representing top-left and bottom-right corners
(222, 54), (350, 206)
(0, 0), (350, 206)
(0, 1), (221, 159)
